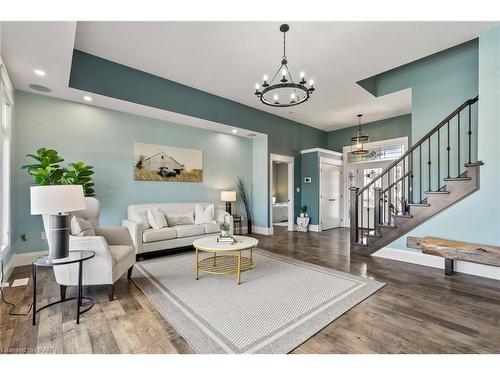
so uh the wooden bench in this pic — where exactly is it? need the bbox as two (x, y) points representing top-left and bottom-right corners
(407, 236), (500, 275)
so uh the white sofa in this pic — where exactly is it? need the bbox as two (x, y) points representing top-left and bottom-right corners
(122, 202), (233, 255)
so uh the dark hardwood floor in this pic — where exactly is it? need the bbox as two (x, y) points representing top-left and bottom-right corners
(2, 227), (500, 354)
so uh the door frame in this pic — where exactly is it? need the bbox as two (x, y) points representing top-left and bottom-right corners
(342, 136), (408, 227)
(269, 153), (295, 232)
(319, 156), (343, 232)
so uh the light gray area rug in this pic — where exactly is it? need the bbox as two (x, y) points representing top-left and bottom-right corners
(132, 249), (384, 354)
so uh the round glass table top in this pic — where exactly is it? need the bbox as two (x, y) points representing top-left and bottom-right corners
(33, 250), (95, 267)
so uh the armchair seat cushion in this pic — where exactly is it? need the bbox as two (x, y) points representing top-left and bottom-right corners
(171, 224), (205, 238)
(142, 227), (177, 243)
(203, 222), (219, 234)
(108, 245), (135, 265)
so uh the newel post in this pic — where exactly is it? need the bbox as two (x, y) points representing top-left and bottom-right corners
(349, 187), (359, 246)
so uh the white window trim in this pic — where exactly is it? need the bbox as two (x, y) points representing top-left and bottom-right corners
(0, 58), (13, 259)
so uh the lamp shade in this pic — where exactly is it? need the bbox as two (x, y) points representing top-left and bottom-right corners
(30, 185), (86, 215)
(220, 191), (237, 202)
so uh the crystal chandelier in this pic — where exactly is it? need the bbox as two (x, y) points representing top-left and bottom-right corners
(351, 114), (369, 155)
(254, 24), (315, 107)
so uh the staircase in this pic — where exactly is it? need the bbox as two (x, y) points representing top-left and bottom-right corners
(350, 96), (482, 255)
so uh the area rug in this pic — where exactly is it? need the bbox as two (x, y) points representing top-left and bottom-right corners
(132, 249), (384, 354)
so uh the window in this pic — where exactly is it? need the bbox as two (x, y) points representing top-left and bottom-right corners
(0, 61), (13, 258)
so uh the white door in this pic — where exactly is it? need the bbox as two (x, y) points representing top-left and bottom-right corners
(320, 163), (342, 230)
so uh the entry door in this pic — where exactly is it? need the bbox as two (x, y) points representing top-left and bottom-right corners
(320, 163), (342, 230)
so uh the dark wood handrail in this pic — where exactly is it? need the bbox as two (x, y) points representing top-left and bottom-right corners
(357, 96), (478, 197)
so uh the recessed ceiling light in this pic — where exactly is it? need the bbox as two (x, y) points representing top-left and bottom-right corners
(232, 129), (238, 134)
(83, 96), (92, 102)
(34, 69), (46, 77)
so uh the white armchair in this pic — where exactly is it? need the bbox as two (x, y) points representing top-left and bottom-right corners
(53, 197), (136, 301)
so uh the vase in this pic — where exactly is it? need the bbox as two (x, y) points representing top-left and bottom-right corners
(247, 219), (252, 235)
(221, 230), (229, 237)
(300, 213), (305, 217)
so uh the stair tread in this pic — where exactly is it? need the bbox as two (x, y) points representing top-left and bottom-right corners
(379, 224), (396, 229)
(365, 233), (382, 238)
(444, 177), (471, 181)
(394, 214), (413, 218)
(425, 190), (450, 194)
(408, 203), (430, 207)
(465, 161), (484, 167)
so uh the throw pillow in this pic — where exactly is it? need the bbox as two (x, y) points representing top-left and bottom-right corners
(147, 208), (168, 229)
(70, 215), (95, 237)
(165, 212), (194, 226)
(194, 204), (214, 225)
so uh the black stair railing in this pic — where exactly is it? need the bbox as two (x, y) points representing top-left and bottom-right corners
(349, 96), (478, 246)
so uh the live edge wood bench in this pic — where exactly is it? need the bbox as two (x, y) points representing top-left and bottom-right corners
(407, 236), (500, 276)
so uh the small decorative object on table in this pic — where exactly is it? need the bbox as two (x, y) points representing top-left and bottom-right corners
(296, 216), (310, 232)
(299, 205), (307, 218)
(219, 221), (231, 237)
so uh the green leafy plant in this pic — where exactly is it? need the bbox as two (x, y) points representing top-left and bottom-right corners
(219, 221), (230, 232)
(300, 205), (307, 214)
(61, 162), (95, 197)
(22, 148), (96, 197)
(21, 148), (66, 185)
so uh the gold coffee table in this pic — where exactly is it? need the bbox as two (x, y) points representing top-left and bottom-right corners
(193, 235), (259, 284)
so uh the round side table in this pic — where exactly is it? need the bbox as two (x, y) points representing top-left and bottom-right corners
(32, 250), (95, 325)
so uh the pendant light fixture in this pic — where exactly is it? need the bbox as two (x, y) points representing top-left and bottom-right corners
(351, 114), (369, 155)
(254, 24), (315, 107)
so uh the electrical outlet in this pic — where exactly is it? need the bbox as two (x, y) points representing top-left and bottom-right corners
(20, 234), (27, 241)
(41, 231), (46, 240)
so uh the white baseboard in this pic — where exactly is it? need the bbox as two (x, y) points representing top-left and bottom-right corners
(2, 250), (48, 282)
(252, 226), (272, 235)
(309, 225), (320, 232)
(373, 247), (500, 281)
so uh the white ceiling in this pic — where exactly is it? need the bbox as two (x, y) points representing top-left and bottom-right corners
(2, 21), (497, 133)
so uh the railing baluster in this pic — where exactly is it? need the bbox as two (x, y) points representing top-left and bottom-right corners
(402, 158), (406, 213)
(437, 129), (441, 189)
(367, 187), (370, 231)
(468, 104), (472, 164)
(360, 193), (364, 243)
(419, 146), (422, 202)
(409, 152), (414, 204)
(457, 112), (461, 177)
(447, 121), (451, 179)
(388, 169), (392, 225)
(428, 138), (431, 192)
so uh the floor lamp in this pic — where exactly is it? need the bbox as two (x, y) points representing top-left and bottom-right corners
(30, 185), (86, 259)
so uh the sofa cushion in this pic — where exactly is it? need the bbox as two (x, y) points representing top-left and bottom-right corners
(171, 224), (205, 238)
(147, 208), (168, 229)
(166, 212), (194, 226)
(142, 227), (177, 243)
(204, 222), (219, 234)
(108, 245), (135, 265)
(194, 203), (214, 225)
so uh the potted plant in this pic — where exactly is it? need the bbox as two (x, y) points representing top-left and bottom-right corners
(236, 177), (253, 234)
(219, 221), (231, 237)
(300, 205), (307, 218)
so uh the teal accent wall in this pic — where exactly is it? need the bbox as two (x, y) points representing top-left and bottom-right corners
(11, 91), (254, 254)
(359, 35), (500, 250)
(327, 114), (412, 152)
(300, 152), (320, 225)
(69, 50), (328, 227)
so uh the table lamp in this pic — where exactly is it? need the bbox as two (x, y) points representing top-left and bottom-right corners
(220, 191), (236, 215)
(30, 185), (86, 259)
